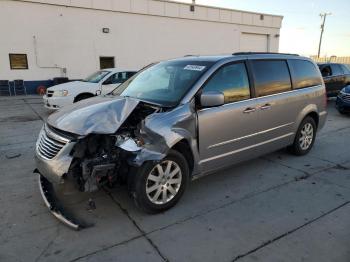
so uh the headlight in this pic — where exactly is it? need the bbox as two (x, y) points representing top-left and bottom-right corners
(54, 90), (69, 97)
(340, 88), (346, 95)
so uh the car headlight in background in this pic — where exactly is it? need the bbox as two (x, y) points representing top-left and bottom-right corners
(54, 90), (69, 97)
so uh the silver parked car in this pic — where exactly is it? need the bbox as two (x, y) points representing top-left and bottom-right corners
(35, 53), (327, 229)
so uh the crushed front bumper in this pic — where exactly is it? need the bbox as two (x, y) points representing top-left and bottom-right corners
(37, 172), (90, 230)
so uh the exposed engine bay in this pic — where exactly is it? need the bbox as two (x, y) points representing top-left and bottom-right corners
(66, 102), (161, 192)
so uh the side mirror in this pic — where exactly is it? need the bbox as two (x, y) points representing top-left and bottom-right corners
(200, 91), (224, 107)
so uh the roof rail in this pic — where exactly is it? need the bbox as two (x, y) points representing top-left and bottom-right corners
(232, 52), (299, 56)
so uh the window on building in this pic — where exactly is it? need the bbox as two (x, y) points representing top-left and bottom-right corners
(251, 60), (292, 97)
(203, 62), (251, 104)
(100, 57), (115, 69)
(9, 54), (28, 70)
(289, 60), (322, 89)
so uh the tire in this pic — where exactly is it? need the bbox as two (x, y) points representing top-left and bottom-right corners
(74, 94), (93, 103)
(289, 116), (317, 156)
(131, 149), (189, 213)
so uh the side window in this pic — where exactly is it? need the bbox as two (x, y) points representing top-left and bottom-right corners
(340, 64), (350, 74)
(320, 65), (332, 77)
(289, 60), (323, 89)
(331, 64), (343, 75)
(251, 60), (292, 97)
(203, 62), (250, 104)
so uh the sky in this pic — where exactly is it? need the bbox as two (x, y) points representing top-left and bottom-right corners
(175, 0), (350, 57)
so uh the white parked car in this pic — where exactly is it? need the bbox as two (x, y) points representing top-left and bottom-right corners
(43, 69), (137, 109)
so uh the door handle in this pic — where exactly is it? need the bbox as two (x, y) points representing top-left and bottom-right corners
(243, 107), (256, 113)
(260, 104), (271, 110)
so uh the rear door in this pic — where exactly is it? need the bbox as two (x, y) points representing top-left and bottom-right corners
(248, 59), (296, 153)
(197, 61), (259, 173)
(330, 64), (346, 93)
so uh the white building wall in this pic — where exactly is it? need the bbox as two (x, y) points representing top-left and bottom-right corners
(0, 0), (282, 81)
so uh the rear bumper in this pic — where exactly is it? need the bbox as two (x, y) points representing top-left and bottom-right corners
(318, 110), (327, 130)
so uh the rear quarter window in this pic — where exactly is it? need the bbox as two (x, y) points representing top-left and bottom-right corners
(251, 60), (292, 97)
(289, 60), (322, 89)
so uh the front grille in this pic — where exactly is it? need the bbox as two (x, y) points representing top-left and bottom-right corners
(47, 90), (54, 97)
(37, 126), (69, 159)
(340, 93), (350, 102)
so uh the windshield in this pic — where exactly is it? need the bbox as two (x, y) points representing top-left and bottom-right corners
(112, 60), (214, 106)
(84, 70), (110, 83)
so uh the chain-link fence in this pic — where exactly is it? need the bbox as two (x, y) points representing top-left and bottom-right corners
(310, 56), (350, 66)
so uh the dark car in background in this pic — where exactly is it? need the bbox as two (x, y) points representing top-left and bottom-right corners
(318, 63), (350, 97)
(336, 85), (350, 114)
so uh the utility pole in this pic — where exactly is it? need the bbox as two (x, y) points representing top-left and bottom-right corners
(318, 12), (331, 58)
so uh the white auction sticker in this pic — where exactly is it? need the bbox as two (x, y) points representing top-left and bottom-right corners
(184, 65), (206, 71)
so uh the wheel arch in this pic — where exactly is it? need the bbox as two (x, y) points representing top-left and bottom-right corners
(73, 92), (95, 102)
(171, 139), (195, 176)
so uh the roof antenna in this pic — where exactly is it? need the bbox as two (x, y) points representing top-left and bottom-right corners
(190, 0), (195, 12)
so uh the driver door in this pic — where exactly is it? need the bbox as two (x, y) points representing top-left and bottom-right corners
(197, 62), (259, 174)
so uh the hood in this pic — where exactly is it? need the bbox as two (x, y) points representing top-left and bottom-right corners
(47, 96), (140, 136)
(342, 85), (350, 94)
(48, 81), (96, 91)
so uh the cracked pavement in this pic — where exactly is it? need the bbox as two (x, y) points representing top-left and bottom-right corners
(0, 96), (349, 262)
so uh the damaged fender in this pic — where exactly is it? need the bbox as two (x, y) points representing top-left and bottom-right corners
(123, 102), (200, 175)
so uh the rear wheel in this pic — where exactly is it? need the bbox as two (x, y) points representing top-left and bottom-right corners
(132, 150), (189, 213)
(289, 116), (316, 156)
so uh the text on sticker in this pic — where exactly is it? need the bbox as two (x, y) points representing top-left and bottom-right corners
(184, 65), (206, 71)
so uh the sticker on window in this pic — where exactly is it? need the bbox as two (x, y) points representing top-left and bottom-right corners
(184, 65), (206, 71)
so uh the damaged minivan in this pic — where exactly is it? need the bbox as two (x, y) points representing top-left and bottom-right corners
(35, 53), (327, 228)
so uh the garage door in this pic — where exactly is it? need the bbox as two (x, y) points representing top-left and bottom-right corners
(240, 33), (268, 52)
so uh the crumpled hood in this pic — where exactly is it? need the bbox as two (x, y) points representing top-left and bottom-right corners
(47, 96), (140, 136)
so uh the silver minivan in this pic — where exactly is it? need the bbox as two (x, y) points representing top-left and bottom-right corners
(35, 53), (327, 229)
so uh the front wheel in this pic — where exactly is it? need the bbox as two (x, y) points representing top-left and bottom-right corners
(131, 150), (189, 213)
(289, 116), (317, 156)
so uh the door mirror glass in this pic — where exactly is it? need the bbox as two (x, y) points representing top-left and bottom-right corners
(200, 91), (224, 107)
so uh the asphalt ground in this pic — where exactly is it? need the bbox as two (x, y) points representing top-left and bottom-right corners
(0, 95), (349, 262)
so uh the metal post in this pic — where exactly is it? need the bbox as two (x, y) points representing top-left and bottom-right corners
(318, 13), (331, 58)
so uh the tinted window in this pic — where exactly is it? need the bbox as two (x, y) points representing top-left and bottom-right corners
(289, 60), (322, 89)
(203, 63), (250, 103)
(251, 60), (291, 97)
(340, 64), (350, 74)
(319, 65), (332, 77)
(331, 64), (343, 75)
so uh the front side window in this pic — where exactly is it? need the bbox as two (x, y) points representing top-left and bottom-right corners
(105, 72), (129, 84)
(202, 63), (250, 103)
(84, 70), (110, 83)
(251, 60), (292, 97)
(113, 61), (214, 106)
(289, 60), (322, 89)
(340, 64), (350, 74)
(319, 65), (332, 77)
(331, 64), (344, 75)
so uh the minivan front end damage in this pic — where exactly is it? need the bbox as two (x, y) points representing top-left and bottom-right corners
(35, 96), (199, 229)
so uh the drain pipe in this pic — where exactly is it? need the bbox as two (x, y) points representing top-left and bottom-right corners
(33, 35), (66, 77)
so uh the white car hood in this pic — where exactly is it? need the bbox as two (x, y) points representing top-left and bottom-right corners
(48, 81), (97, 92)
